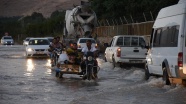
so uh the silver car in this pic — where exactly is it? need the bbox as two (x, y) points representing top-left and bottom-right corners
(23, 37), (32, 46)
(1, 36), (14, 45)
(25, 38), (50, 58)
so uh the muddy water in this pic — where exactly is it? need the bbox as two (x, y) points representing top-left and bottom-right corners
(0, 45), (186, 104)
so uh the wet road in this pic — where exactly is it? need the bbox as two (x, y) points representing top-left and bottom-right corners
(0, 45), (186, 104)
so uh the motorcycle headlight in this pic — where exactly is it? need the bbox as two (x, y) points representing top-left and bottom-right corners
(27, 48), (33, 52)
(88, 56), (93, 61)
(83, 56), (86, 60)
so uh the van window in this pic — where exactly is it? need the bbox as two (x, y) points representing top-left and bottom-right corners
(116, 37), (123, 46)
(169, 26), (179, 47)
(153, 29), (161, 47)
(153, 25), (179, 47)
(160, 27), (169, 47)
(150, 29), (154, 46)
(124, 37), (130, 46)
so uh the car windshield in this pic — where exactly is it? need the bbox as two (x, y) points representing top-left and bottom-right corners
(4, 37), (12, 39)
(79, 39), (96, 43)
(29, 39), (50, 45)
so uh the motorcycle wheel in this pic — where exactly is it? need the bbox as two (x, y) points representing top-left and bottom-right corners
(87, 65), (92, 80)
(53, 54), (57, 66)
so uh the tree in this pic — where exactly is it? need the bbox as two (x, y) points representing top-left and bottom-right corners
(89, 0), (179, 22)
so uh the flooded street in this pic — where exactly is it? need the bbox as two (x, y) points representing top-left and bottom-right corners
(0, 45), (186, 104)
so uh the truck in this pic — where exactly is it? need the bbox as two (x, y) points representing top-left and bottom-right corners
(63, 1), (97, 40)
(104, 35), (148, 67)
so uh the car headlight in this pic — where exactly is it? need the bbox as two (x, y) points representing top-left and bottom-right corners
(146, 57), (152, 65)
(27, 48), (33, 52)
(88, 56), (93, 61)
(95, 44), (98, 48)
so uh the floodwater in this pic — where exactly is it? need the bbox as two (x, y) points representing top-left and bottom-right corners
(0, 45), (186, 104)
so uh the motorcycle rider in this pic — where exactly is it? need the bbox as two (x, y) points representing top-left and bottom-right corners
(49, 37), (62, 50)
(66, 42), (82, 62)
(80, 39), (98, 79)
(49, 37), (62, 66)
(56, 36), (65, 49)
(64, 52), (80, 65)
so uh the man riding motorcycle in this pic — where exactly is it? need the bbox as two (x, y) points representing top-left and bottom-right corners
(48, 37), (63, 66)
(80, 39), (98, 79)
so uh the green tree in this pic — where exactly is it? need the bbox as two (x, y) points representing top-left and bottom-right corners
(90, 0), (179, 22)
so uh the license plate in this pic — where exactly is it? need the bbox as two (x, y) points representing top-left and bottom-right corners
(36, 51), (44, 54)
(130, 60), (142, 63)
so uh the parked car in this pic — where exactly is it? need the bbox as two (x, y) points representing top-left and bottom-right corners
(1, 36), (14, 45)
(104, 35), (147, 67)
(25, 38), (50, 58)
(144, 1), (186, 85)
(77, 38), (99, 51)
(23, 37), (32, 46)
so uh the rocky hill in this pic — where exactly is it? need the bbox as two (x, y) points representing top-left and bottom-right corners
(0, 0), (88, 17)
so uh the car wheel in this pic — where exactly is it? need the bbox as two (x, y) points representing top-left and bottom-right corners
(112, 56), (119, 68)
(104, 56), (107, 62)
(144, 63), (150, 80)
(162, 67), (171, 85)
(25, 52), (29, 58)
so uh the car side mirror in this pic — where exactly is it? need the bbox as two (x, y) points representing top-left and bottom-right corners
(140, 43), (145, 49)
(104, 43), (109, 47)
(141, 43), (150, 49)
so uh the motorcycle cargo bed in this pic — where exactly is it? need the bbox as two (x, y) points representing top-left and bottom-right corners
(60, 64), (80, 74)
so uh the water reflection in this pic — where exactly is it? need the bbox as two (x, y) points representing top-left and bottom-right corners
(24, 59), (35, 77)
(24, 59), (52, 77)
(45, 59), (52, 75)
(46, 59), (51, 66)
(27, 59), (34, 72)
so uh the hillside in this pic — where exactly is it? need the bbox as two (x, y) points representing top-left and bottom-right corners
(0, 0), (88, 17)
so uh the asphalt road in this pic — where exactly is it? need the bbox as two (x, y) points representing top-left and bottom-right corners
(0, 45), (186, 104)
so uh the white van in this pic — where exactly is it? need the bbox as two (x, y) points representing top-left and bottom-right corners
(145, 0), (186, 85)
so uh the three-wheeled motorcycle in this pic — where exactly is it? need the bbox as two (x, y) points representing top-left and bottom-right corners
(56, 51), (100, 80)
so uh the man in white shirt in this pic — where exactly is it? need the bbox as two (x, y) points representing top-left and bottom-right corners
(82, 40), (97, 55)
(80, 39), (98, 79)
